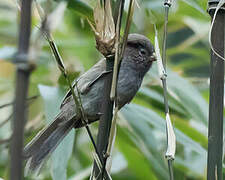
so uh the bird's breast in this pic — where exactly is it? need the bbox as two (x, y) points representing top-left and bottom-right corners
(116, 67), (142, 109)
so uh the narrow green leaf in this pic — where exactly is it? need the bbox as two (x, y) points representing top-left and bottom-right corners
(38, 85), (75, 180)
(139, 87), (187, 115)
(122, 103), (206, 154)
(180, 0), (205, 14)
(68, 0), (93, 21)
(51, 129), (75, 180)
(119, 108), (169, 179)
(118, 133), (158, 180)
(121, 103), (207, 175)
(38, 84), (65, 122)
(174, 118), (207, 149)
(117, 125), (160, 179)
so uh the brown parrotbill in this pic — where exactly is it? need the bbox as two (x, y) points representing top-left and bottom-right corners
(24, 33), (156, 172)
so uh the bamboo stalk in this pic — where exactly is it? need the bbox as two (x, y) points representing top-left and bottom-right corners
(91, 1), (124, 179)
(207, 1), (224, 179)
(10, 0), (33, 179)
(154, 1), (175, 179)
(162, 2), (175, 180)
(95, 56), (114, 180)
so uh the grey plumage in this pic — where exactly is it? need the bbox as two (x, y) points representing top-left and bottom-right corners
(23, 33), (155, 173)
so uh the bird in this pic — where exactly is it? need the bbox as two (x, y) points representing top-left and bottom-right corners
(23, 33), (156, 173)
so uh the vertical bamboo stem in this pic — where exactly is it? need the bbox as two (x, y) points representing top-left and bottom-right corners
(92, 1), (124, 179)
(207, 1), (224, 180)
(92, 56), (114, 180)
(10, 0), (32, 180)
(161, 1), (175, 179)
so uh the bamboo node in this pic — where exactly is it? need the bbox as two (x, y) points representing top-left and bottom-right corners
(14, 53), (36, 72)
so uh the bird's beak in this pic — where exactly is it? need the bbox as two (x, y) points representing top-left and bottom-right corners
(150, 52), (157, 61)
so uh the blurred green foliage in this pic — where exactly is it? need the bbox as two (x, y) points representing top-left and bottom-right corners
(0, 0), (224, 180)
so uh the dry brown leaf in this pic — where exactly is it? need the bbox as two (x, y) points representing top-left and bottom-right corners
(89, 0), (116, 56)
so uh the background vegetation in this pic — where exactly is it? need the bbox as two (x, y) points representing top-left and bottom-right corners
(0, 0), (224, 179)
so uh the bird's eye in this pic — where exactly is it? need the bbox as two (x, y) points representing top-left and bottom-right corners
(139, 48), (147, 56)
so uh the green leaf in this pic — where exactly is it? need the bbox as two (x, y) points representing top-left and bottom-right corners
(58, 71), (80, 86)
(166, 69), (208, 124)
(119, 107), (169, 179)
(38, 85), (75, 180)
(117, 131), (158, 180)
(174, 117), (207, 149)
(180, 0), (205, 15)
(121, 103), (207, 175)
(38, 84), (65, 122)
(123, 103), (206, 153)
(51, 129), (75, 180)
(68, 0), (93, 21)
(139, 87), (187, 115)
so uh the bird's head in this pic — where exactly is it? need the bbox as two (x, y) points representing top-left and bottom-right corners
(124, 33), (156, 74)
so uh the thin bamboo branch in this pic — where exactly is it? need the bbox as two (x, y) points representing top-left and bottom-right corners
(110, 0), (133, 100)
(0, 113), (13, 128)
(162, 2), (175, 178)
(0, 95), (38, 109)
(105, 0), (135, 173)
(0, 96), (39, 130)
(0, 137), (11, 145)
(154, 1), (175, 179)
(110, 3), (123, 100)
(120, 0), (135, 59)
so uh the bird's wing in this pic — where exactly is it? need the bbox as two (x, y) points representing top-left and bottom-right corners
(60, 59), (110, 109)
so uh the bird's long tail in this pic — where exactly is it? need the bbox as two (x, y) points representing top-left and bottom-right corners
(23, 111), (75, 174)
